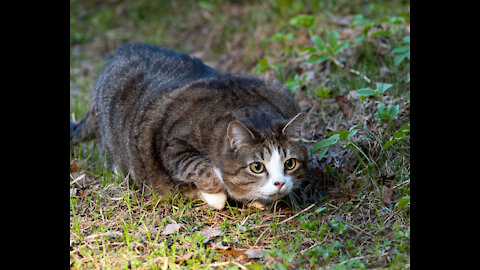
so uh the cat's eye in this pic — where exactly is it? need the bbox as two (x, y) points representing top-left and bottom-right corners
(249, 162), (265, 174)
(284, 158), (297, 170)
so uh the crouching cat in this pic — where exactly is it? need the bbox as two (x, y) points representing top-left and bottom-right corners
(70, 43), (307, 210)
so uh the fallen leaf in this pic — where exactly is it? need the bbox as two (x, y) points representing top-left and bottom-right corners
(382, 187), (394, 204)
(210, 241), (229, 250)
(217, 249), (248, 259)
(201, 227), (222, 238)
(70, 163), (79, 172)
(201, 227), (222, 244)
(162, 224), (182, 235)
(244, 249), (264, 259)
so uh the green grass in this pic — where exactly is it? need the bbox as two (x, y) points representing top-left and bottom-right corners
(70, 0), (410, 268)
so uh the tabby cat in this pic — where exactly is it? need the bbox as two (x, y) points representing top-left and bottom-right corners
(70, 43), (307, 210)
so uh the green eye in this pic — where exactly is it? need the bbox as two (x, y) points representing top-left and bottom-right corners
(284, 158), (297, 170)
(249, 162), (265, 174)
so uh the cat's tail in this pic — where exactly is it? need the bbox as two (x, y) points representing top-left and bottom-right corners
(70, 107), (98, 146)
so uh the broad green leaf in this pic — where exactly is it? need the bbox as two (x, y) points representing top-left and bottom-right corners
(383, 138), (397, 149)
(312, 134), (340, 153)
(389, 105), (399, 118)
(383, 123), (409, 149)
(317, 146), (329, 161)
(388, 16), (404, 25)
(246, 264), (264, 270)
(370, 29), (389, 37)
(395, 196), (410, 211)
(312, 35), (326, 51)
(351, 14), (370, 26)
(327, 30), (339, 47)
(305, 54), (329, 64)
(333, 41), (350, 55)
(270, 32), (295, 42)
(289, 14), (315, 28)
(327, 130), (348, 140)
(348, 125), (359, 138)
(326, 46), (335, 55)
(375, 104), (399, 120)
(355, 88), (377, 101)
(394, 51), (410, 66)
(314, 206), (327, 213)
(375, 103), (387, 120)
(391, 45), (409, 54)
(253, 59), (270, 74)
(300, 46), (317, 53)
(375, 83), (393, 94)
(398, 123), (410, 133)
(284, 75), (302, 93)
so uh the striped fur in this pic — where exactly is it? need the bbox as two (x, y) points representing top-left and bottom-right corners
(70, 43), (307, 208)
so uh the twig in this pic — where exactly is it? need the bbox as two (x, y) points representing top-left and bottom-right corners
(249, 203), (315, 230)
(277, 203), (316, 225)
(70, 173), (85, 186)
(393, 180), (410, 189)
(253, 227), (272, 247)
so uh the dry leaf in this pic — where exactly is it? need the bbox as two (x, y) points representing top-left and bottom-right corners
(215, 247), (265, 259)
(244, 249), (264, 259)
(217, 249), (249, 259)
(201, 227), (222, 238)
(162, 224), (182, 235)
(70, 163), (79, 172)
(201, 227), (222, 244)
(210, 241), (229, 250)
(382, 187), (394, 204)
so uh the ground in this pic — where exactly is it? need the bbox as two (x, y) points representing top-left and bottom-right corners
(70, 0), (410, 269)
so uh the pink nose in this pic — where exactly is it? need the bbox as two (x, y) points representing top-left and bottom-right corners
(274, 181), (285, 190)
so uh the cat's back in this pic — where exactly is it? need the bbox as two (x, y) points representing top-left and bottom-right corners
(95, 43), (218, 98)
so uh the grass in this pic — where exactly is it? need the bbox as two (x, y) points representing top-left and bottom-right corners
(70, 0), (410, 268)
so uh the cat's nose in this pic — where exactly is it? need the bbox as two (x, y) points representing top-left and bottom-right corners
(274, 181), (285, 190)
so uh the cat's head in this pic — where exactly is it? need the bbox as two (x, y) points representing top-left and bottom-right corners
(217, 113), (307, 202)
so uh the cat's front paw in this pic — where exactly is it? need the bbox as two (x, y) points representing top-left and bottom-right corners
(200, 191), (227, 210)
(248, 200), (269, 210)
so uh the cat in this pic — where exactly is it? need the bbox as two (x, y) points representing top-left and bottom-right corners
(70, 43), (308, 210)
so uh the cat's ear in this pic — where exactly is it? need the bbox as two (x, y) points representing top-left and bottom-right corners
(227, 121), (255, 149)
(282, 113), (305, 141)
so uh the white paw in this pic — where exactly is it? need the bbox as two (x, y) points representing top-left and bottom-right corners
(248, 201), (269, 210)
(200, 191), (227, 210)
